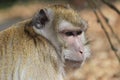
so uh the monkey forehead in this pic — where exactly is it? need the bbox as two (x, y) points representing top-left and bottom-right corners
(48, 6), (83, 26)
(58, 20), (84, 31)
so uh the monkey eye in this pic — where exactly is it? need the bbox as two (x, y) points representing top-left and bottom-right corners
(77, 30), (82, 35)
(64, 30), (82, 36)
(65, 32), (74, 36)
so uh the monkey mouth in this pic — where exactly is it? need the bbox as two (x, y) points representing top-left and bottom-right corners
(65, 59), (83, 69)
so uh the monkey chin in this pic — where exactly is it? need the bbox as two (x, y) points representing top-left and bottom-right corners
(64, 59), (83, 74)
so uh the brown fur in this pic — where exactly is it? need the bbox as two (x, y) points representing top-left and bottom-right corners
(0, 20), (62, 80)
(50, 5), (83, 27)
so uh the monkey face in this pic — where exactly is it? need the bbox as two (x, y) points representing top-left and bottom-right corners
(58, 20), (90, 73)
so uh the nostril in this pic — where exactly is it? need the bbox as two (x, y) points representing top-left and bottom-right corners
(79, 51), (83, 54)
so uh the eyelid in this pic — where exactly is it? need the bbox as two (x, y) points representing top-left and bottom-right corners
(61, 30), (82, 36)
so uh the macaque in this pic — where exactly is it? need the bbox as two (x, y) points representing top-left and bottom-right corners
(0, 4), (90, 80)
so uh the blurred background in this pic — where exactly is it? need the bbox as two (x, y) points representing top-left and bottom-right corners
(0, 0), (120, 80)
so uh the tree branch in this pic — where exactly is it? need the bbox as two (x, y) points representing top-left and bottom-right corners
(87, 0), (120, 62)
(93, 0), (120, 44)
(102, 0), (120, 15)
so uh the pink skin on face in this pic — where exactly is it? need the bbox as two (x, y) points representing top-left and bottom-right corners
(62, 31), (84, 61)
(59, 20), (86, 71)
(62, 32), (85, 72)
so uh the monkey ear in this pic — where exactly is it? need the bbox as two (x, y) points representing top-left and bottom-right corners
(32, 9), (49, 29)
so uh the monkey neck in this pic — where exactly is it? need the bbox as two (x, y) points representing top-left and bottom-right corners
(23, 19), (65, 77)
(25, 19), (65, 63)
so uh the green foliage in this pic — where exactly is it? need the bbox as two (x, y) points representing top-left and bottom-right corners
(0, 0), (17, 8)
(0, 0), (67, 8)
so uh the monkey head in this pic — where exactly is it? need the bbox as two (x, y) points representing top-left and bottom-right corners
(31, 5), (90, 74)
